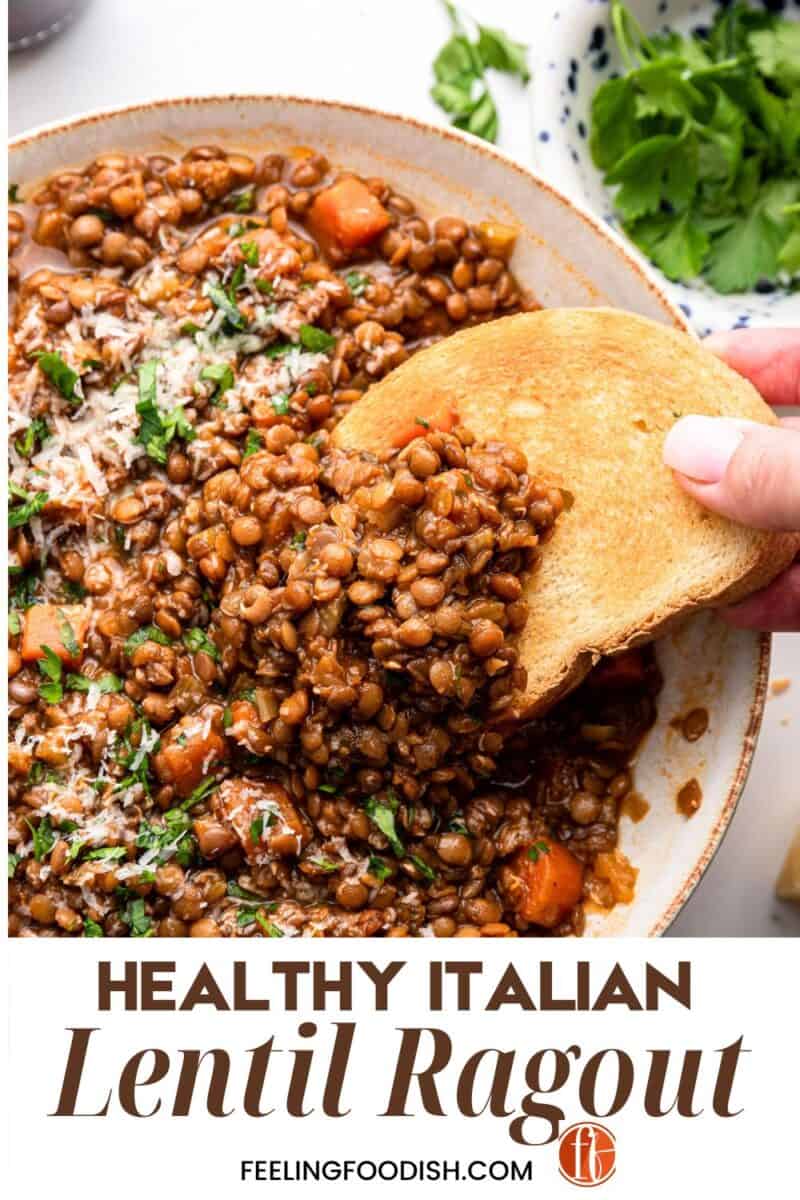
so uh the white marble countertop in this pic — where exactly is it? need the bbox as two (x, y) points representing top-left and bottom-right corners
(9, 0), (799, 936)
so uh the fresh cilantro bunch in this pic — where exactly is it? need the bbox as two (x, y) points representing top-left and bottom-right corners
(431, 1), (530, 143)
(591, 1), (800, 293)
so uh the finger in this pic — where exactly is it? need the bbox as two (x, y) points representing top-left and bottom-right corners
(663, 415), (800, 531)
(704, 327), (800, 408)
(720, 562), (800, 632)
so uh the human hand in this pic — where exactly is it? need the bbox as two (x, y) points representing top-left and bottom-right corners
(662, 327), (800, 632)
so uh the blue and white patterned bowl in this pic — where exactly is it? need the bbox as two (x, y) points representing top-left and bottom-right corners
(532, 0), (800, 334)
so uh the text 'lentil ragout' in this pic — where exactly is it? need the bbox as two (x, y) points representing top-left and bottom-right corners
(8, 145), (661, 938)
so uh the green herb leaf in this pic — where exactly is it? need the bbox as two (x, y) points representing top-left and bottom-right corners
(66, 671), (123, 695)
(83, 916), (105, 937)
(308, 856), (340, 873)
(135, 360), (196, 464)
(592, 2), (800, 293)
(85, 845), (128, 862)
(290, 530), (307, 550)
(344, 271), (369, 297)
(239, 240), (260, 267)
(409, 853), (437, 881)
(9, 183), (19, 201)
(37, 644), (63, 705)
(124, 625), (172, 656)
(206, 281), (247, 330)
(26, 816), (56, 861)
(255, 911), (284, 937)
(8, 852), (20, 878)
(199, 362), (235, 398)
(271, 393), (290, 415)
(233, 189), (255, 213)
(367, 854), (392, 881)
(57, 609), (79, 658)
(298, 324), (336, 353)
(527, 839), (551, 864)
(250, 815), (264, 844)
(183, 626), (220, 661)
(120, 897), (153, 937)
(35, 351), (80, 402)
(476, 24), (530, 82)
(181, 776), (219, 812)
(8, 483), (49, 529)
(15, 417), (50, 459)
(365, 791), (404, 857)
(242, 428), (263, 458)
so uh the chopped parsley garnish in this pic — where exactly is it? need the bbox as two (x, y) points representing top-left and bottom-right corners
(527, 839), (551, 864)
(34, 351), (80, 403)
(136, 808), (195, 868)
(26, 815), (56, 861)
(318, 783), (339, 795)
(591, 1), (800, 292)
(135, 360), (196, 464)
(15, 417), (50, 459)
(250, 815), (264, 843)
(206, 281), (247, 330)
(368, 855), (392, 881)
(409, 853), (437, 881)
(180, 321), (202, 337)
(66, 671), (123, 695)
(85, 845), (128, 862)
(309, 856), (340, 873)
(124, 625), (173, 656)
(37, 645), (63, 704)
(233, 189), (255, 213)
(239, 240), (259, 267)
(63, 580), (87, 601)
(57, 610), (79, 658)
(345, 270), (369, 297)
(298, 323), (336, 353)
(255, 278), (274, 295)
(229, 262), (246, 294)
(365, 791), (404, 857)
(183, 626), (220, 661)
(255, 911), (284, 937)
(8, 611), (21, 636)
(415, 416), (430, 429)
(237, 909), (257, 927)
(199, 362), (235, 400)
(114, 718), (160, 796)
(120, 897), (154, 937)
(242, 428), (263, 458)
(8, 482), (49, 530)
(10, 570), (38, 609)
(8, 852), (20, 878)
(83, 916), (105, 937)
(271, 393), (290, 415)
(290, 530), (307, 550)
(431, 2), (530, 144)
(9, 183), (19, 201)
(264, 340), (292, 358)
(180, 776), (219, 811)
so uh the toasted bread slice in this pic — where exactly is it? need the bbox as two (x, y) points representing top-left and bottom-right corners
(334, 308), (799, 716)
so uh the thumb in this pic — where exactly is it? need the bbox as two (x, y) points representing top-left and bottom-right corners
(663, 415), (800, 531)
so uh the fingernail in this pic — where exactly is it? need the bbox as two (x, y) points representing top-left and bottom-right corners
(703, 331), (735, 357)
(663, 416), (748, 483)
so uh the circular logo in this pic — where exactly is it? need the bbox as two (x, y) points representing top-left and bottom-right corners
(558, 1122), (616, 1187)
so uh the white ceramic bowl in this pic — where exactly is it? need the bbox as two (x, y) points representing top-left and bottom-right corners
(532, 0), (800, 335)
(8, 95), (770, 935)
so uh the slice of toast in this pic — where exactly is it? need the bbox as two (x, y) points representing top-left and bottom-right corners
(334, 308), (799, 716)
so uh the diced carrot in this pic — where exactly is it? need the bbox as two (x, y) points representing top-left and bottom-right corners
(152, 704), (228, 797)
(392, 407), (459, 449)
(20, 603), (90, 666)
(502, 837), (584, 928)
(589, 648), (646, 690)
(308, 177), (390, 253)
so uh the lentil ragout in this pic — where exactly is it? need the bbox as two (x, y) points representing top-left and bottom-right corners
(8, 145), (661, 938)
